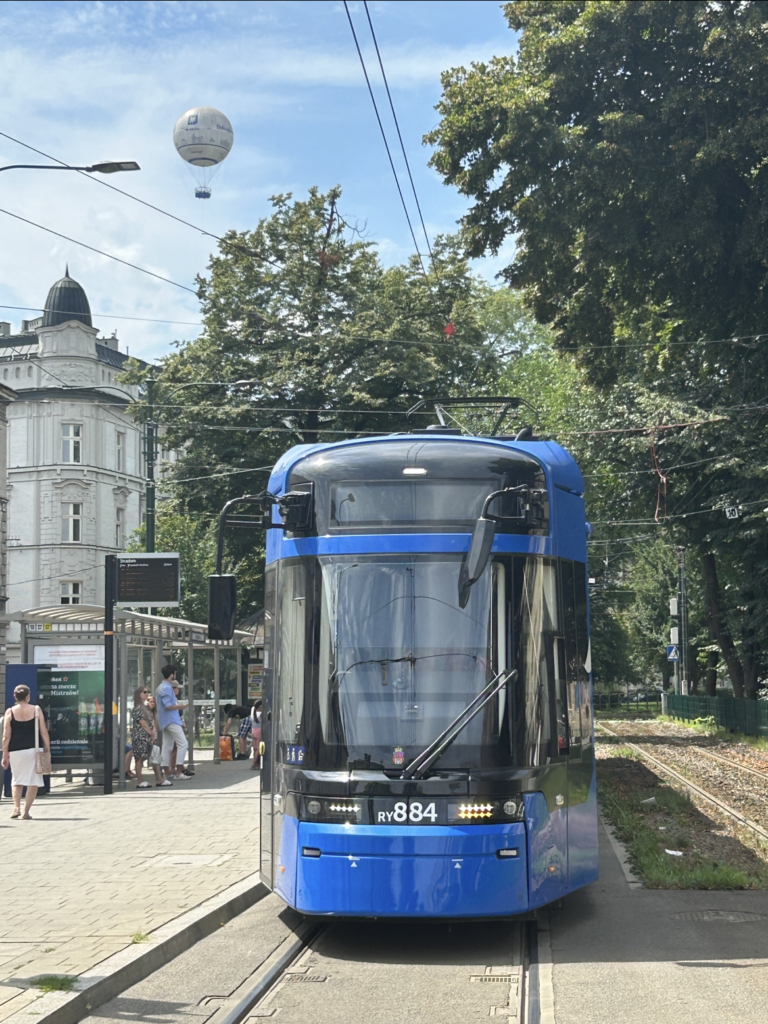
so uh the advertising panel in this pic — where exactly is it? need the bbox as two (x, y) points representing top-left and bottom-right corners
(37, 670), (105, 765)
(247, 664), (264, 701)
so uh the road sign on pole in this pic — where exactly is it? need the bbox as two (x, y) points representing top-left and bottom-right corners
(667, 645), (680, 662)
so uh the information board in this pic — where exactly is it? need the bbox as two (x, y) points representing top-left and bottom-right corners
(116, 553), (180, 607)
(33, 645), (104, 670)
(247, 664), (264, 701)
(37, 670), (106, 765)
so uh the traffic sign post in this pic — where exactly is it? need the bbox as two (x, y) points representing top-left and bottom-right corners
(666, 645), (679, 662)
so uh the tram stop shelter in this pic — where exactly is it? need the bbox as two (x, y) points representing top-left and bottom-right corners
(13, 605), (260, 787)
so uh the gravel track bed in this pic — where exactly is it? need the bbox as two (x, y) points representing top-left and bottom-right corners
(601, 719), (768, 834)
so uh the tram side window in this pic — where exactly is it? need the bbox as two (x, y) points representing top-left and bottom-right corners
(560, 561), (582, 747)
(277, 563), (306, 744)
(573, 560), (592, 736)
(516, 557), (559, 766)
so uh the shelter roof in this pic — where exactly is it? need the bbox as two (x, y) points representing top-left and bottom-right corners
(12, 605), (255, 646)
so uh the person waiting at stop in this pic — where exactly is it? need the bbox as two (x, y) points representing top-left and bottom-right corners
(223, 703), (251, 760)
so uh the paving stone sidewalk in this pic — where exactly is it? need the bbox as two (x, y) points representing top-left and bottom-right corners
(0, 756), (261, 1022)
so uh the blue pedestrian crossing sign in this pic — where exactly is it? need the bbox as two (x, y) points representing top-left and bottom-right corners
(667, 645), (680, 662)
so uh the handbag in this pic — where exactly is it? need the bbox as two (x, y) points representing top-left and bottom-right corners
(34, 706), (52, 776)
(150, 743), (161, 765)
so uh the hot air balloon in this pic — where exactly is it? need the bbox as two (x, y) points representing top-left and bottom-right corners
(173, 106), (234, 199)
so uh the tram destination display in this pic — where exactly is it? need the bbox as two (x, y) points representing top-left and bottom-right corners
(115, 553), (180, 608)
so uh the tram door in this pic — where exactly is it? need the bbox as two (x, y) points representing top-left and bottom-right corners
(260, 568), (276, 890)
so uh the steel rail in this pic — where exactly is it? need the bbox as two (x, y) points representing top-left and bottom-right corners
(599, 725), (768, 844)
(691, 744), (768, 783)
(215, 920), (325, 1024)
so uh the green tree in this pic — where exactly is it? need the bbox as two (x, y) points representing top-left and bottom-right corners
(428, 1), (768, 695)
(123, 187), (504, 616)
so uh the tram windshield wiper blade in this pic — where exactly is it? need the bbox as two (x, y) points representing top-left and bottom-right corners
(400, 669), (516, 781)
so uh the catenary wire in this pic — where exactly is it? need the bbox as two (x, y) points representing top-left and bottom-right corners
(0, 130), (221, 241)
(343, 1), (428, 279)
(0, 207), (197, 294)
(0, 304), (202, 327)
(363, 1), (433, 262)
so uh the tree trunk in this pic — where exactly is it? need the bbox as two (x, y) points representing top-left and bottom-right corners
(705, 648), (719, 697)
(689, 646), (700, 694)
(699, 548), (745, 699)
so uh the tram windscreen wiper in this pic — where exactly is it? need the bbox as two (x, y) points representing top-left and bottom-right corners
(400, 669), (516, 781)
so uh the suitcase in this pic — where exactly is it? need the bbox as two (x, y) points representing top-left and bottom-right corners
(219, 735), (235, 761)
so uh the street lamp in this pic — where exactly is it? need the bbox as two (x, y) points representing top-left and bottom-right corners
(0, 161), (140, 174)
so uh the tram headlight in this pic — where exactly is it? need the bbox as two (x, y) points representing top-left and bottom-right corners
(298, 796), (364, 823)
(447, 799), (525, 823)
(503, 799), (524, 819)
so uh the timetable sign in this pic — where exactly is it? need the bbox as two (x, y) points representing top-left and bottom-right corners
(115, 553), (181, 608)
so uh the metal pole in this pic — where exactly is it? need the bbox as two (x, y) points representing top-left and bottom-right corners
(236, 645), (242, 707)
(214, 645), (221, 764)
(146, 371), (156, 554)
(187, 640), (195, 769)
(118, 634), (128, 791)
(103, 555), (116, 794)
(677, 546), (688, 695)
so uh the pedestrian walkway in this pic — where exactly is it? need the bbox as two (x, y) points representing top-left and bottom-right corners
(546, 824), (768, 1023)
(0, 758), (261, 1023)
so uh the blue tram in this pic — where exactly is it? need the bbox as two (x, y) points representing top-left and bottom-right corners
(214, 425), (598, 917)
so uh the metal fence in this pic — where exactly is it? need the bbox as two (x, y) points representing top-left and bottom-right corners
(593, 692), (662, 711)
(667, 694), (768, 739)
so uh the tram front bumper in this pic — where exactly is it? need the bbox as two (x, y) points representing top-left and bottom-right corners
(277, 819), (528, 917)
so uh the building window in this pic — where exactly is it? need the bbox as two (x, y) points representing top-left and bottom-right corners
(115, 507), (124, 549)
(62, 503), (82, 542)
(62, 424), (82, 464)
(116, 432), (125, 472)
(61, 582), (82, 605)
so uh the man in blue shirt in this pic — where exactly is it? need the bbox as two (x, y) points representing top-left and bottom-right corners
(155, 665), (189, 780)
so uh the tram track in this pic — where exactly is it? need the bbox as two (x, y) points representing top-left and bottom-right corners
(212, 913), (541, 1024)
(598, 724), (768, 845)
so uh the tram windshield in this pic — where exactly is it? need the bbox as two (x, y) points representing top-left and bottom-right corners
(317, 555), (504, 769)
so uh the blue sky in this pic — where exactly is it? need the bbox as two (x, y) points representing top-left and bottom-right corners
(0, 1), (516, 361)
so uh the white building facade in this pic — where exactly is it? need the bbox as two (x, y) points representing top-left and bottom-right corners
(1, 270), (148, 660)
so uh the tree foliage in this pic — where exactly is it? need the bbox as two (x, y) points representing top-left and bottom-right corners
(429, 1), (768, 696)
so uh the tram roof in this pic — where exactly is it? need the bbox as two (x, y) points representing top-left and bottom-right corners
(268, 434), (584, 497)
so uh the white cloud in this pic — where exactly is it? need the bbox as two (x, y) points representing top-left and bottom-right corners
(0, 0), (516, 362)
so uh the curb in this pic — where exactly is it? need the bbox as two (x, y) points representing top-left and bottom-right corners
(3, 875), (268, 1024)
(599, 811), (643, 888)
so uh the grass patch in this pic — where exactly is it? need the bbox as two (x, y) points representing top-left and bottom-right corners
(598, 760), (768, 889)
(130, 932), (150, 944)
(32, 976), (75, 994)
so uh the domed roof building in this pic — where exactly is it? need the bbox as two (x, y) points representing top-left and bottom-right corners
(0, 270), (159, 665)
(42, 267), (93, 329)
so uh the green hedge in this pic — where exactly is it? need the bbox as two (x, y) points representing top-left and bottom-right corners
(668, 694), (768, 739)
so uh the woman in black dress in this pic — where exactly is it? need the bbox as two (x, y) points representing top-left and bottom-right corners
(1, 684), (50, 818)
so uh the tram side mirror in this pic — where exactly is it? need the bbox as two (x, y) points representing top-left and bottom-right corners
(458, 517), (497, 608)
(278, 484), (314, 532)
(208, 574), (237, 641)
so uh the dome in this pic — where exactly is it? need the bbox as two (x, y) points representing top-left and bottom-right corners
(42, 267), (92, 328)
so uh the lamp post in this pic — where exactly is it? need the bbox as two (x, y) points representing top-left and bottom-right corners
(0, 161), (140, 174)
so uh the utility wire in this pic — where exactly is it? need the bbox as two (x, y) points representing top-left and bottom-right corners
(0, 130), (221, 241)
(0, 207), (197, 294)
(362, 1), (433, 262)
(343, 1), (428, 279)
(0, 304), (201, 327)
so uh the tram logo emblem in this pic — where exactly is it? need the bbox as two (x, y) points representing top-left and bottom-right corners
(392, 747), (405, 766)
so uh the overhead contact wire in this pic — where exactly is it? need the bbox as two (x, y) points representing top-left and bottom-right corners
(342, 1), (428, 280)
